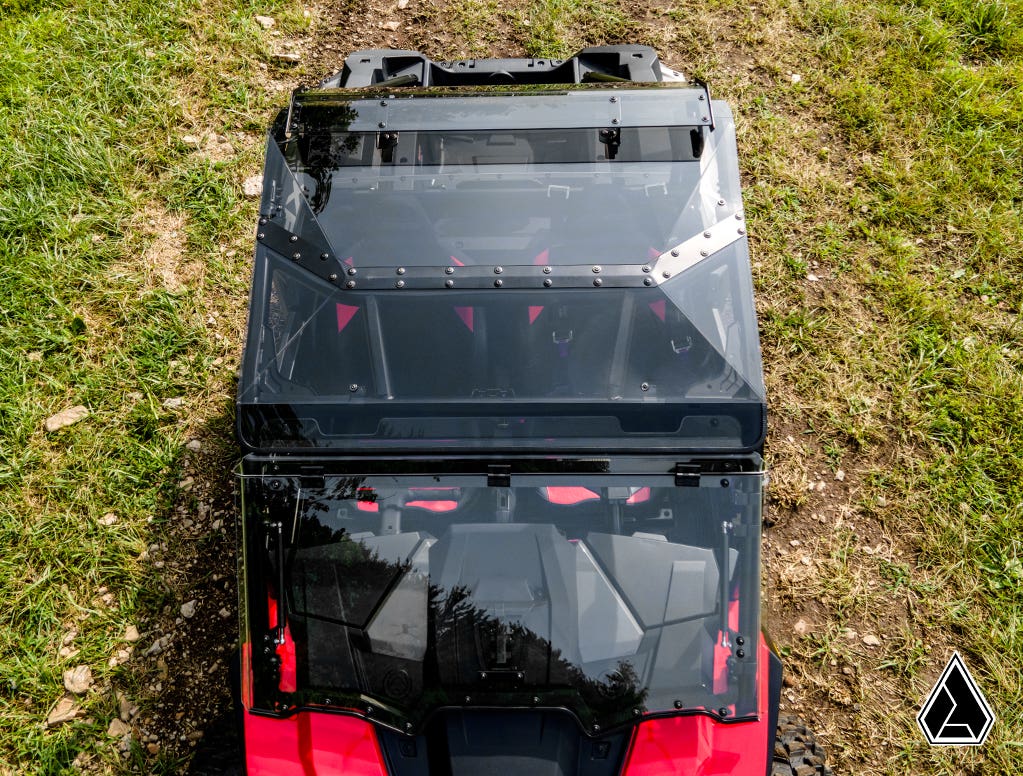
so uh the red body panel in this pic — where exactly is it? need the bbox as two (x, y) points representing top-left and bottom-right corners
(241, 634), (774, 776)
(245, 711), (388, 776)
(621, 633), (772, 776)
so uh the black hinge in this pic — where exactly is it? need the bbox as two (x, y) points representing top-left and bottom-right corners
(487, 465), (511, 487)
(674, 463), (700, 487)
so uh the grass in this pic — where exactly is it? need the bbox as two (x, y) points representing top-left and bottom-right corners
(1, 0), (1021, 771)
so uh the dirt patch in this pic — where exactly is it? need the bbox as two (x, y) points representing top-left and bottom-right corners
(129, 210), (204, 294)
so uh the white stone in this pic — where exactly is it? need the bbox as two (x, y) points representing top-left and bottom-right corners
(44, 405), (89, 432)
(63, 665), (93, 695)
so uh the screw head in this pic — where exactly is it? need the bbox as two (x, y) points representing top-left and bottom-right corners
(718, 199), (726, 206)
(670, 249), (679, 257)
(593, 278), (602, 287)
(719, 707), (729, 717)
(347, 267), (357, 276)
(320, 253), (329, 261)
(543, 278), (553, 287)
(721, 478), (730, 487)
(611, 118), (619, 124)
(702, 116), (709, 123)
(633, 708), (641, 716)
(378, 121), (386, 129)
(736, 636), (745, 646)
(445, 279), (454, 288)
(699, 94), (705, 101)
(591, 265), (601, 273)
(494, 279), (503, 287)
(674, 700), (683, 709)
(257, 232), (265, 240)
(328, 273), (338, 281)
(494, 266), (503, 274)
(532, 696), (540, 704)
(396, 267), (406, 275)
(346, 280), (356, 289)
(738, 228), (746, 235)
(396, 280), (406, 289)
(700, 250), (709, 257)
(349, 384), (358, 392)
(644, 277), (653, 286)
(259, 217), (268, 225)
(464, 696), (471, 704)
(380, 100), (387, 107)
(445, 266), (454, 274)
(736, 649), (746, 658)
(289, 235), (298, 243)
(662, 271), (671, 279)
(292, 252), (301, 260)
(641, 382), (650, 391)
(642, 265), (651, 273)
(704, 231), (712, 238)
(542, 265), (552, 274)
(609, 96), (618, 103)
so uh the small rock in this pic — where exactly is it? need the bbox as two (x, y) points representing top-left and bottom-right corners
(397, 0), (409, 7)
(242, 176), (263, 198)
(835, 469), (846, 481)
(63, 665), (93, 695)
(107, 718), (130, 737)
(144, 635), (171, 657)
(58, 646), (80, 659)
(793, 618), (810, 637)
(789, 539), (801, 547)
(180, 600), (197, 619)
(147, 743), (160, 755)
(186, 439), (202, 452)
(162, 397), (184, 409)
(211, 519), (223, 531)
(219, 607), (231, 619)
(790, 73), (802, 84)
(47, 697), (81, 726)
(44, 405), (89, 433)
(842, 666), (854, 675)
(27, 351), (43, 362)
(862, 634), (881, 647)
(254, 14), (275, 28)
(156, 657), (169, 681)
(274, 52), (302, 64)
(181, 134), (202, 147)
(61, 629), (77, 646)
(125, 624), (140, 643)
(842, 628), (858, 640)
(382, 19), (400, 30)
(98, 512), (118, 526)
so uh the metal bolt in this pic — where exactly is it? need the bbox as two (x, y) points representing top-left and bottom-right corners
(611, 118), (619, 124)
(378, 122), (386, 128)
(700, 250), (708, 257)
(346, 281), (356, 289)
(719, 707), (729, 717)
(736, 213), (744, 220)
(736, 636), (745, 646)
(532, 696), (540, 704)
(633, 708), (641, 717)
(405, 723), (413, 732)
(738, 228), (746, 235)
(543, 278), (553, 287)
(721, 478), (730, 487)
(445, 266), (455, 274)
(494, 266), (503, 274)
(674, 700), (683, 709)
(592, 725), (600, 733)
(516, 673), (524, 680)
(718, 199), (726, 206)
(642, 265), (651, 273)
(662, 271), (671, 279)
(736, 649), (746, 658)
(702, 116), (709, 123)
(292, 252), (301, 260)
(641, 382), (650, 391)
(396, 280), (405, 289)
(480, 672), (487, 679)
(592, 265), (601, 273)
(366, 706), (373, 715)
(290, 235), (298, 243)
(396, 267), (406, 275)
(542, 265), (552, 274)
(699, 94), (705, 101)
(328, 273), (338, 281)
(671, 249), (679, 257)
(644, 277), (653, 286)
(347, 267), (357, 276)
(320, 253), (329, 261)
(609, 96), (618, 103)
(380, 100), (387, 107)
(464, 696), (471, 704)
(259, 217), (268, 225)
(445, 279), (454, 288)
(494, 279), (503, 287)
(704, 231), (712, 238)
(257, 232), (265, 240)
(593, 278), (602, 287)
(349, 384), (358, 392)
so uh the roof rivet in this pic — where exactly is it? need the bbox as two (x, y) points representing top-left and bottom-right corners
(704, 231), (712, 238)
(662, 271), (671, 279)
(445, 279), (454, 288)
(633, 708), (641, 716)
(257, 232), (265, 240)
(292, 253), (301, 261)
(542, 265), (552, 274)
(644, 277), (653, 286)
(347, 267), (357, 276)
(702, 116), (709, 122)
(700, 250), (709, 257)
(674, 700), (683, 709)
(445, 266), (455, 274)
(699, 94), (705, 101)
(670, 249), (679, 257)
(289, 235), (298, 243)
(718, 199), (726, 206)
(464, 696), (472, 704)
(346, 280), (356, 289)
(320, 253), (329, 261)
(349, 384), (358, 392)
(609, 96), (618, 103)
(259, 217), (268, 225)
(736, 213), (744, 220)
(592, 265), (601, 273)
(738, 228), (746, 235)
(642, 265), (651, 273)
(494, 266), (503, 274)
(396, 280), (405, 289)
(396, 267), (406, 275)
(379, 100), (387, 107)
(593, 278), (602, 287)
(328, 273), (338, 281)
(543, 278), (553, 287)
(378, 121), (386, 129)
(494, 279), (503, 287)
(611, 118), (619, 124)
(641, 382), (650, 391)
(592, 725), (600, 733)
